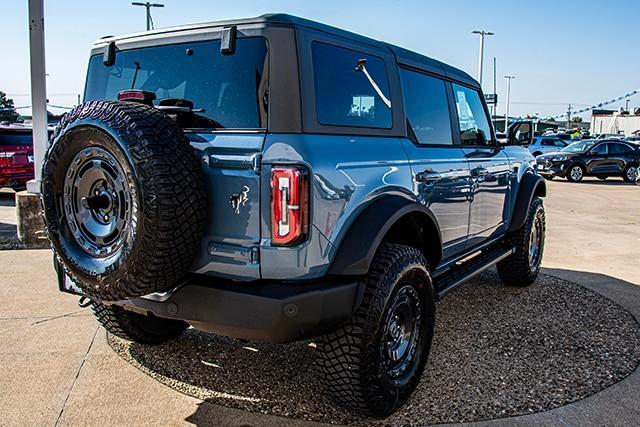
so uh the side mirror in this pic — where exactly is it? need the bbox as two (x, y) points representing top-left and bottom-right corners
(507, 121), (533, 146)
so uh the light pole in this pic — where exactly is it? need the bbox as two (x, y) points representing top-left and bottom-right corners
(504, 75), (515, 131)
(472, 30), (494, 86)
(131, 2), (164, 31)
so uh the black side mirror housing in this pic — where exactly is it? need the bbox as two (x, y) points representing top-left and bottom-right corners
(507, 121), (534, 146)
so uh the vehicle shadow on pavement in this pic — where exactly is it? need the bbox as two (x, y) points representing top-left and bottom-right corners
(108, 269), (640, 426)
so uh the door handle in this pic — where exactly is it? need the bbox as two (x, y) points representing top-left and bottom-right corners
(415, 171), (442, 183)
(471, 166), (489, 177)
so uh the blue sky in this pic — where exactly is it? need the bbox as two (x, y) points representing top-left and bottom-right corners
(3, 0), (639, 118)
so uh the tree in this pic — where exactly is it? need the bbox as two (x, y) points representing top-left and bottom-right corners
(0, 91), (20, 123)
(570, 116), (583, 123)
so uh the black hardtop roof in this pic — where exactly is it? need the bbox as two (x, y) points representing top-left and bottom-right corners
(100, 13), (478, 88)
(261, 14), (477, 88)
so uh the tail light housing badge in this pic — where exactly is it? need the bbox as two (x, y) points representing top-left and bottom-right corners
(271, 166), (309, 246)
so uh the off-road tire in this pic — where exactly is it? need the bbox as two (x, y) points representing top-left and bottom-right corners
(497, 197), (545, 287)
(91, 302), (188, 345)
(316, 244), (435, 418)
(42, 100), (206, 301)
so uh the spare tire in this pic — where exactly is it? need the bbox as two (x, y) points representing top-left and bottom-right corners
(42, 100), (206, 301)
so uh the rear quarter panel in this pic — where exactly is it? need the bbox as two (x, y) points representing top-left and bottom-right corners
(260, 133), (414, 280)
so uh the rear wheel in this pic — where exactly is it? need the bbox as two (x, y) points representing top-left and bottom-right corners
(497, 197), (546, 287)
(623, 165), (638, 182)
(316, 244), (435, 417)
(567, 164), (584, 182)
(91, 302), (188, 345)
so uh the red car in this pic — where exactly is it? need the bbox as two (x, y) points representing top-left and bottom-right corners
(0, 124), (35, 190)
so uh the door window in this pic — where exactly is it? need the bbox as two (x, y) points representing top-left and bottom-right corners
(541, 138), (552, 146)
(609, 143), (632, 155)
(452, 84), (492, 145)
(591, 143), (608, 155)
(399, 68), (452, 145)
(554, 139), (567, 147)
(311, 42), (392, 129)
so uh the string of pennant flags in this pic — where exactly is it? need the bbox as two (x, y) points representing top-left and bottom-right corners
(545, 88), (640, 120)
(3, 88), (640, 118)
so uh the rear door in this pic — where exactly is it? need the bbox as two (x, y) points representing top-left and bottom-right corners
(399, 68), (471, 260)
(450, 83), (511, 248)
(607, 142), (635, 173)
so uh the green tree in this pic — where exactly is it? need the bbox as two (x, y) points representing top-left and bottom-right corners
(570, 116), (583, 123)
(0, 91), (20, 123)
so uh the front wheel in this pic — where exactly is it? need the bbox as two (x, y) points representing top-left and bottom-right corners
(497, 197), (546, 287)
(316, 244), (435, 417)
(567, 164), (584, 182)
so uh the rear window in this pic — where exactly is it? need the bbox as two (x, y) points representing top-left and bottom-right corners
(84, 38), (268, 129)
(311, 42), (392, 129)
(0, 131), (32, 146)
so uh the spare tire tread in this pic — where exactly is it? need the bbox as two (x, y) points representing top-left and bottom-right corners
(43, 100), (206, 301)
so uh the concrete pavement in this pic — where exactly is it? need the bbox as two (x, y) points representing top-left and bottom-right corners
(0, 177), (639, 426)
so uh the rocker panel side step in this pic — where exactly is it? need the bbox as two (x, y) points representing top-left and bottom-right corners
(434, 246), (515, 300)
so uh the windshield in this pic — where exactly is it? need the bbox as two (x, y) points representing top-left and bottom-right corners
(84, 38), (268, 129)
(562, 140), (595, 153)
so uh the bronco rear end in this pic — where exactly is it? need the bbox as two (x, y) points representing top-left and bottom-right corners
(46, 16), (361, 344)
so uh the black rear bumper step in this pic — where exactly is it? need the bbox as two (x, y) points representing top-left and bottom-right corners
(434, 246), (515, 300)
(111, 279), (364, 343)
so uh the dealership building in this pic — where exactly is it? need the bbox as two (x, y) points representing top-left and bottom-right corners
(590, 109), (640, 136)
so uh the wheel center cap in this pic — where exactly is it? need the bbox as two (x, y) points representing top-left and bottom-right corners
(82, 190), (113, 212)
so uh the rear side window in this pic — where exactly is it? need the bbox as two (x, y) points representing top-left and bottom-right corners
(85, 38), (268, 129)
(541, 139), (552, 146)
(311, 42), (391, 129)
(452, 84), (492, 145)
(609, 143), (632, 154)
(400, 68), (452, 145)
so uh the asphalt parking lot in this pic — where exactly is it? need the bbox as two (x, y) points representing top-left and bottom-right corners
(0, 177), (639, 426)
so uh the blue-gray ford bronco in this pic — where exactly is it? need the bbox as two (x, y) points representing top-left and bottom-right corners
(42, 14), (546, 417)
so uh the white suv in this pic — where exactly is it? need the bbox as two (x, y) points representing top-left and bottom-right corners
(529, 136), (568, 156)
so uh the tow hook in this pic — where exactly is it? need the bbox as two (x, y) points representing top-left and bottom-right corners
(78, 296), (92, 308)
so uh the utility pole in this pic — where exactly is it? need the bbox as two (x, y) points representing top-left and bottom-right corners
(27, 0), (47, 194)
(566, 104), (572, 130)
(131, 2), (164, 31)
(504, 75), (515, 131)
(472, 30), (494, 86)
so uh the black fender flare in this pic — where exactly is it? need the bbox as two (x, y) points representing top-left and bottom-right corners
(328, 196), (442, 276)
(507, 173), (546, 233)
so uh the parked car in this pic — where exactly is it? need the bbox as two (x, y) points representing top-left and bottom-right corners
(528, 135), (568, 156)
(536, 139), (640, 182)
(42, 14), (546, 417)
(595, 133), (625, 140)
(0, 123), (35, 190)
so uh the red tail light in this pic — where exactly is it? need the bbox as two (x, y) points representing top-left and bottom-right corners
(271, 166), (309, 246)
(0, 151), (15, 168)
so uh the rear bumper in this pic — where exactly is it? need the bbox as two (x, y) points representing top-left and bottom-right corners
(0, 172), (33, 188)
(59, 269), (363, 343)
